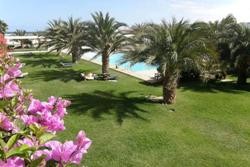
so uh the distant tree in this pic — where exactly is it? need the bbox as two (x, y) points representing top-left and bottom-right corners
(194, 15), (250, 84)
(43, 17), (88, 63)
(228, 25), (250, 84)
(14, 29), (29, 48)
(14, 29), (26, 36)
(123, 19), (215, 104)
(86, 12), (128, 77)
(0, 19), (8, 34)
(191, 15), (238, 77)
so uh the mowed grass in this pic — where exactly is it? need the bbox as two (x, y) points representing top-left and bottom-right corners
(18, 53), (250, 167)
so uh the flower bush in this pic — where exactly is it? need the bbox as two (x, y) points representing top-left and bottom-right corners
(0, 33), (91, 166)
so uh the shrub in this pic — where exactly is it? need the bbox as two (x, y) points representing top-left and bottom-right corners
(0, 33), (91, 167)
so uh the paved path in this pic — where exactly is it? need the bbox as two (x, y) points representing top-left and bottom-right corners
(10, 50), (48, 54)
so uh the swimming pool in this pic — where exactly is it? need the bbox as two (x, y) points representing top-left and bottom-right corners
(89, 53), (156, 72)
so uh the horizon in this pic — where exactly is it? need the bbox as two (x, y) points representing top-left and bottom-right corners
(1, 0), (250, 31)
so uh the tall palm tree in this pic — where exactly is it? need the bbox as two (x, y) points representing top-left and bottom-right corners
(86, 12), (128, 77)
(0, 20), (8, 34)
(14, 29), (28, 48)
(191, 15), (238, 75)
(195, 15), (250, 84)
(228, 25), (250, 84)
(43, 17), (88, 63)
(123, 19), (215, 104)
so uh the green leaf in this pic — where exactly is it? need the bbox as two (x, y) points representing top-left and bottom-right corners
(38, 146), (51, 151)
(39, 133), (55, 144)
(45, 159), (57, 167)
(0, 100), (9, 110)
(0, 138), (6, 149)
(6, 134), (20, 150)
(11, 97), (18, 107)
(30, 155), (46, 167)
(14, 119), (26, 132)
(29, 124), (46, 138)
(36, 127), (46, 138)
(29, 124), (38, 132)
(6, 144), (36, 158)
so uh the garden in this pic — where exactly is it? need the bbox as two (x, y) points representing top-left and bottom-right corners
(0, 12), (250, 167)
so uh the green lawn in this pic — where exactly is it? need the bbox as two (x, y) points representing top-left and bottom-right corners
(12, 47), (47, 52)
(18, 53), (250, 167)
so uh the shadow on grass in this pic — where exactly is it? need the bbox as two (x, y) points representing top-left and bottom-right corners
(18, 53), (97, 82)
(18, 53), (62, 68)
(179, 81), (250, 93)
(65, 90), (149, 125)
(139, 79), (250, 93)
(139, 80), (162, 87)
(29, 68), (93, 82)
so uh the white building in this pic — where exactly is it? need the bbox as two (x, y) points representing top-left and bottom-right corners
(5, 36), (45, 48)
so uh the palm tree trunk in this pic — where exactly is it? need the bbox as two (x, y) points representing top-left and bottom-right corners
(21, 40), (24, 48)
(72, 55), (77, 63)
(71, 48), (79, 63)
(102, 51), (109, 76)
(236, 55), (249, 85)
(237, 68), (247, 85)
(162, 75), (177, 104)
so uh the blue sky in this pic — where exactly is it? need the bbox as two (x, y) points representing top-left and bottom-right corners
(0, 0), (249, 31)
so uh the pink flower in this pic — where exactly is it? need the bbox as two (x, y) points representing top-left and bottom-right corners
(75, 131), (92, 151)
(21, 111), (65, 132)
(48, 141), (77, 164)
(20, 115), (38, 125)
(0, 74), (10, 83)
(0, 157), (24, 167)
(56, 103), (67, 118)
(18, 137), (39, 148)
(15, 104), (25, 115)
(55, 98), (70, 118)
(40, 112), (65, 132)
(0, 80), (20, 99)
(70, 131), (92, 164)
(41, 102), (54, 112)
(48, 96), (57, 105)
(0, 113), (13, 131)
(42, 131), (91, 165)
(25, 97), (68, 132)
(7, 65), (22, 78)
(28, 98), (44, 114)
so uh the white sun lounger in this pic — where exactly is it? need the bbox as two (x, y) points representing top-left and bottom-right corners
(81, 73), (95, 80)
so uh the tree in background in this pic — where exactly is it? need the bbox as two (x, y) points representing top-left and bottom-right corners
(123, 19), (216, 104)
(228, 24), (250, 84)
(14, 29), (32, 48)
(191, 15), (238, 80)
(86, 12), (128, 77)
(43, 17), (88, 63)
(0, 19), (8, 34)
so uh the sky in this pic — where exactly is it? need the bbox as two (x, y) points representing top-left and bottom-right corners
(0, 0), (250, 31)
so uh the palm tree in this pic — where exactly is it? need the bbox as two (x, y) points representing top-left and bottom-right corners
(195, 15), (250, 84)
(228, 24), (250, 84)
(86, 12), (128, 77)
(14, 29), (27, 48)
(0, 20), (8, 34)
(43, 17), (88, 63)
(191, 15), (238, 77)
(123, 19), (215, 104)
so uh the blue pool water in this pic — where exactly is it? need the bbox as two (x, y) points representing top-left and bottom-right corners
(96, 53), (156, 72)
